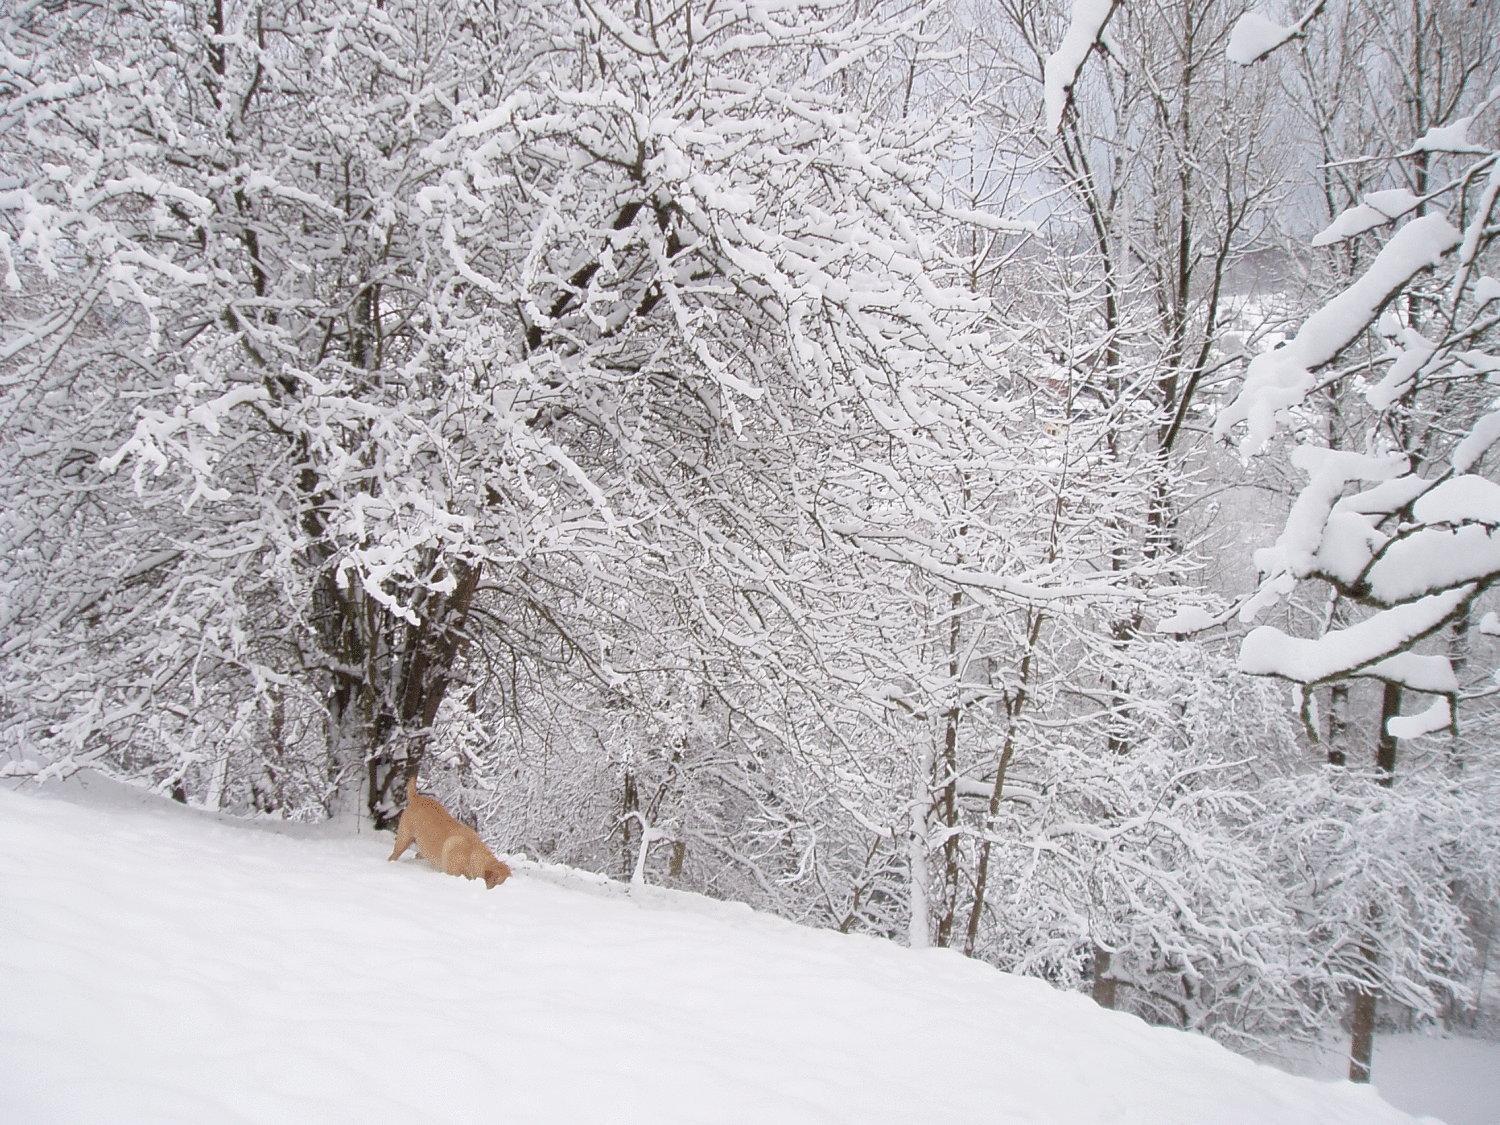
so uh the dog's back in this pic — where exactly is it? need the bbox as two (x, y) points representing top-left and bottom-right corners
(389, 777), (511, 889)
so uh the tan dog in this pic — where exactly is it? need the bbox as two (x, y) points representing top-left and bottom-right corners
(388, 776), (511, 889)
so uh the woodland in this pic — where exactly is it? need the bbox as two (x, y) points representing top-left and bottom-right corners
(2, 0), (1497, 1081)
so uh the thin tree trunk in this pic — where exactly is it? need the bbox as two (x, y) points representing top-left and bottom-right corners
(1350, 680), (1402, 1082)
(1443, 610), (1471, 1027)
(1092, 946), (1119, 1010)
(1375, 682), (1400, 783)
(1349, 927), (1379, 1083)
(963, 608), (1044, 956)
(1327, 681), (1349, 767)
(908, 767), (932, 948)
(936, 587), (964, 947)
(622, 769), (639, 881)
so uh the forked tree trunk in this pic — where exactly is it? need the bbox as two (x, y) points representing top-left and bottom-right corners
(361, 561), (484, 829)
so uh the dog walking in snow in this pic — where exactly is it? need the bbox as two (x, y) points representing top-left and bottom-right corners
(388, 776), (512, 889)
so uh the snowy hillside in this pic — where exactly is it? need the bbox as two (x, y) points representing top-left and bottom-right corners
(1, 780), (1420, 1124)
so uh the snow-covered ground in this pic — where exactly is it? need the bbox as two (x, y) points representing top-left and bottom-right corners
(0, 778), (1431, 1123)
(1262, 1033), (1500, 1125)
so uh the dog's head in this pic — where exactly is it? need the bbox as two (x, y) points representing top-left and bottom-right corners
(484, 859), (512, 890)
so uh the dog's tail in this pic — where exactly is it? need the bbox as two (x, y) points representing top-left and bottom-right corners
(405, 774), (418, 804)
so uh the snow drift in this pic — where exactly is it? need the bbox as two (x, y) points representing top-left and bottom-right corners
(0, 779), (1421, 1123)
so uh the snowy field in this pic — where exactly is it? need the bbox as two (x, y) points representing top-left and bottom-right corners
(1261, 1033), (1500, 1125)
(0, 778), (1435, 1123)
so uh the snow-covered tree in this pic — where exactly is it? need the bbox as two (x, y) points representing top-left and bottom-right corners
(951, 0), (1298, 1010)
(1215, 0), (1500, 1080)
(1, 0), (1018, 823)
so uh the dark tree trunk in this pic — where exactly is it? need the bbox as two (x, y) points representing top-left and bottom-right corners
(1327, 681), (1349, 767)
(1349, 681), (1402, 1082)
(934, 717), (961, 946)
(362, 561), (484, 829)
(1375, 681), (1400, 784)
(963, 609), (1043, 957)
(621, 769), (639, 880)
(1349, 937), (1379, 1083)
(1092, 946), (1119, 1010)
(933, 467), (968, 947)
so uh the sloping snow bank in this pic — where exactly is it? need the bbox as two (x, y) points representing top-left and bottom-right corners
(1, 779), (1422, 1124)
(1265, 1034), (1500, 1125)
